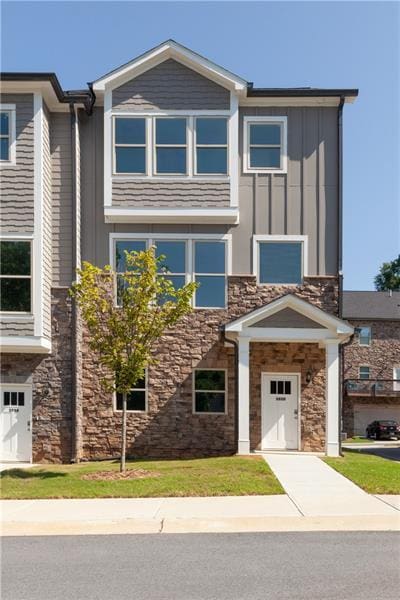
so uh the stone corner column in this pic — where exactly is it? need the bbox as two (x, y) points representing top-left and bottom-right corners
(237, 336), (251, 455)
(325, 340), (340, 457)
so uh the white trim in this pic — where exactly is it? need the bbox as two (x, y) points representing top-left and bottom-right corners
(192, 368), (228, 415)
(325, 340), (340, 457)
(0, 336), (51, 353)
(229, 93), (239, 207)
(111, 110), (232, 117)
(241, 327), (332, 343)
(243, 116), (288, 174)
(92, 40), (247, 92)
(0, 104), (16, 166)
(261, 372), (300, 451)
(104, 90), (112, 206)
(252, 235), (309, 283)
(33, 93), (44, 337)
(239, 97), (352, 107)
(104, 206), (239, 224)
(237, 336), (250, 454)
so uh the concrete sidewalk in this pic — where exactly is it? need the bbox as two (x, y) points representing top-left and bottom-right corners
(262, 453), (399, 517)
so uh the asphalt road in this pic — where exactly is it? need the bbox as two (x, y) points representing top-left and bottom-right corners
(359, 447), (400, 461)
(2, 532), (400, 600)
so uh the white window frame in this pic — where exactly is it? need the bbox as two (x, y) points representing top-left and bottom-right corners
(252, 235), (308, 285)
(243, 116), (287, 174)
(109, 233), (231, 310)
(393, 367), (400, 391)
(114, 370), (148, 413)
(154, 116), (188, 176)
(194, 116), (229, 176)
(112, 116), (147, 175)
(192, 368), (228, 415)
(0, 104), (16, 166)
(357, 326), (371, 347)
(0, 237), (33, 315)
(359, 366), (370, 380)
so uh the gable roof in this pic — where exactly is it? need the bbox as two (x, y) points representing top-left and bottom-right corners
(342, 291), (400, 320)
(225, 294), (354, 335)
(92, 39), (248, 93)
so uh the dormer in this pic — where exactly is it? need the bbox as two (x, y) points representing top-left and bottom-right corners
(92, 40), (247, 224)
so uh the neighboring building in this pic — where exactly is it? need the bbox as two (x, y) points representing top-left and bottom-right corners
(342, 291), (400, 437)
(0, 40), (358, 463)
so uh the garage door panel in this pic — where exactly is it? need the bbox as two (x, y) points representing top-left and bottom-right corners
(354, 404), (400, 436)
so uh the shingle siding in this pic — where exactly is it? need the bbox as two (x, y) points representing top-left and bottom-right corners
(112, 180), (230, 207)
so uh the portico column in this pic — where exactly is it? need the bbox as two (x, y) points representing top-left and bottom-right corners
(325, 340), (340, 457)
(237, 336), (251, 455)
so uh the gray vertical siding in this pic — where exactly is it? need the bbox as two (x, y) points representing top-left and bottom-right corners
(0, 94), (34, 233)
(42, 103), (52, 338)
(50, 113), (73, 287)
(112, 59), (230, 110)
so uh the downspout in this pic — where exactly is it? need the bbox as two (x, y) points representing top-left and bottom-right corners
(337, 95), (345, 455)
(69, 102), (78, 462)
(222, 328), (239, 454)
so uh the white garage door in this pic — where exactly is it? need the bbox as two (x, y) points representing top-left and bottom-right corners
(354, 404), (400, 436)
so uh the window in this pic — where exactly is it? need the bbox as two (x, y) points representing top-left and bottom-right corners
(194, 369), (226, 414)
(394, 368), (400, 392)
(0, 107), (15, 164)
(359, 366), (370, 380)
(194, 241), (226, 308)
(3, 391), (25, 407)
(0, 240), (31, 312)
(255, 237), (305, 285)
(116, 374), (147, 412)
(114, 117), (146, 174)
(244, 116), (287, 173)
(112, 236), (229, 309)
(114, 239), (146, 304)
(195, 118), (228, 174)
(357, 327), (371, 346)
(155, 118), (187, 174)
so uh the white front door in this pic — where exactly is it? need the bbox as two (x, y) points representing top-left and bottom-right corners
(261, 374), (299, 450)
(0, 385), (32, 462)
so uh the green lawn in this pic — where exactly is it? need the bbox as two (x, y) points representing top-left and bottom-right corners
(0, 456), (284, 499)
(324, 450), (400, 494)
(343, 436), (373, 444)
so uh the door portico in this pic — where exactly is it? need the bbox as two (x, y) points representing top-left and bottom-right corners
(225, 295), (354, 457)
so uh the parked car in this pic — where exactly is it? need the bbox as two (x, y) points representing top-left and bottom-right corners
(366, 420), (400, 440)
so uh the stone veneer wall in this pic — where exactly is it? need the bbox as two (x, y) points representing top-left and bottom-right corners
(0, 289), (73, 463)
(342, 319), (400, 437)
(80, 276), (338, 460)
(249, 343), (326, 452)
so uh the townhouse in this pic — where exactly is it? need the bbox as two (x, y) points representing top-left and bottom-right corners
(0, 40), (358, 463)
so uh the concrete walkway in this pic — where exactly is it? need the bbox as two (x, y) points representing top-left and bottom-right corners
(262, 453), (399, 517)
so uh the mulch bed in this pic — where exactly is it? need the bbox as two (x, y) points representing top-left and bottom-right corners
(82, 469), (160, 481)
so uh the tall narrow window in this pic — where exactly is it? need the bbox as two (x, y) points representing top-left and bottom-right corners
(244, 117), (287, 173)
(0, 111), (11, 161)
(155, 118), (187, 174)
(0, 241), (31, 312)
(194, 370), (226, 414)
(258, 241), (303, 284)
(114, 239), (147, 304)
(194, 241), (226, 308)
(195, 118), (227, 174)
(359, 366), (370, 380)
(358, 327), (371, 346)
(114, 117), (146, 174)
(155, 240), (186, 291)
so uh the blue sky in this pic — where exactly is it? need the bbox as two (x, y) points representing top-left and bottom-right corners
(2, 1), (399, 289)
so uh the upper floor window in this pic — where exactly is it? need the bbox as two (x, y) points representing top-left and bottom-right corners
(359, 366), (370, 380)
(112, 236), (228, 309)
(0, 106), (16, 165)
(243, 116), (287, 173)
(114, 117), (146, 174)
(357, 327), (371, 346)
(112, 115), (229, 177)
(195, 118), (227, 174)
(0, 240), (31, 312)
(155, 118), (187, 174)
(254, 236), (306, 285)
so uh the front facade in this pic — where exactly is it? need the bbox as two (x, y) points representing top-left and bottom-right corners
(342, 291), (400, 437)
(0, 41), (357, 463)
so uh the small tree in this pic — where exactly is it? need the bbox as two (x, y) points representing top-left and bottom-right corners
(374, 255), (400, 291)
(70, 247), (197, 472)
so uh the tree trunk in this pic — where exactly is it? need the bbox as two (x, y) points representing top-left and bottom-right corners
(120, 393), (127, 473)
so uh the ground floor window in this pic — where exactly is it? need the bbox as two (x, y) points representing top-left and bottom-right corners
(193, 369), (227, 414)
(115, 374), (147, 412)
(359, 366), (370, 380)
